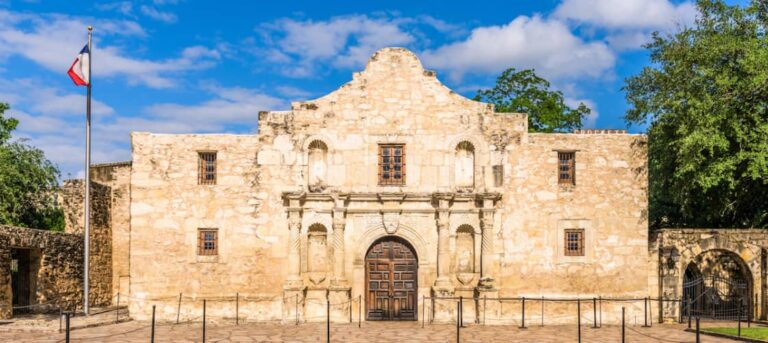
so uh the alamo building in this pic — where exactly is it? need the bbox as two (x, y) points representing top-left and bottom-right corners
(1, 48), (764, 325)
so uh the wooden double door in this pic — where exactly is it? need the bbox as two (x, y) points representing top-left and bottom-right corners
(365, 237), (418, 321)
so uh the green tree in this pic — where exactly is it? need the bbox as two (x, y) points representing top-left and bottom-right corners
(623, 0), (768, 228)
(474, 68), (592, 132)
(0, 103), (64, 230)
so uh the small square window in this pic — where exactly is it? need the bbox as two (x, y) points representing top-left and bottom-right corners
(558, 152), (575, 185)
(198, 229), (218, 255)
(198, 152), (217, 185)
(564, 229), (584, 256)
(379, 144), (405, 186)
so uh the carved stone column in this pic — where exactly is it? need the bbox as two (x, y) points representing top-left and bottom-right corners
(331, 195), (347, 285)
(479, 208), (495, 287)
(283, 193), (305, 324)
(285, 194), (304, 289)
(434, 194), (453, 290)
(479, 195), (497, 289)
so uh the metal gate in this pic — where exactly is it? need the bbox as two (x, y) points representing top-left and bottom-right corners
(683, 275), (750, 320)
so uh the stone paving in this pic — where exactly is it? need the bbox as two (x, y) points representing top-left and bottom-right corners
(0, 321), (749, 342)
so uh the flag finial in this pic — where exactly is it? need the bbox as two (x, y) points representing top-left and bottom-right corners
(87, 25), (93, 31)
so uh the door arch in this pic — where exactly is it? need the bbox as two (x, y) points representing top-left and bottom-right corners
(365, 236), (418, 321)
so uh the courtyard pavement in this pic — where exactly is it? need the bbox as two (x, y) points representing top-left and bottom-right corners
(0, 321), (748, 342)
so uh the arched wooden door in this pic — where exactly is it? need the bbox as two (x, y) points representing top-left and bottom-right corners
(365, 237), (418, 321)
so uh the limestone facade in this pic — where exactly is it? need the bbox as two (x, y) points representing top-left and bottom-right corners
(124, 48), (650, 324)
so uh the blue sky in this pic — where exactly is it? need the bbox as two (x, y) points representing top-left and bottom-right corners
(1, 0), (704, 178)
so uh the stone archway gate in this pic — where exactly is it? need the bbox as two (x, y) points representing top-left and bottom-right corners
(652, 229), (768, 321)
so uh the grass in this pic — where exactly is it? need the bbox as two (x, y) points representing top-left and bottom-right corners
(702, 327), (768, 341)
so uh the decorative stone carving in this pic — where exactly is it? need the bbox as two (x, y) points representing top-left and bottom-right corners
(382, 212), (400, 234)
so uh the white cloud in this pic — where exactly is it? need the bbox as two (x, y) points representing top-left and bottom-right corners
(259, 15), (414, 77)
(143, 85), (286, 132)
(421, 15), (615, 81)
(553, 0), (697, 50)
(96, 2), (134, 16)
(0, 78), (114, 117)
(140, 5), (178, 24)
(554, 0), (696, 30)
(0, 10), (219, 88)
(275, 86), (313, 99)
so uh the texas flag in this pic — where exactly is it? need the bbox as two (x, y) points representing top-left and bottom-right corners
(67, 44), (90, 86)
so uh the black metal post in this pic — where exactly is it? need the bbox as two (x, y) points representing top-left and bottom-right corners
(687, 298), (692, 329)
(592, 298), (597, 328)
(327, 299), (330, 343)
(621, 307), (625, 343)
(151, 305), (156, 343)
(643, 297), (649, 327)
(459, 296), (463, 328)
(695, 317), (700, 343)
(577, 299), (581, 343)
(59, 308), (62, 333)
(521, 297), (526, 329)
(202, 299), (206, 343)
(358, 295), (362, 328)
(176, 293), (182, 324)
(65, 312), (71, 343)
(738, 299), (742, 337)
(236, 292), (239, 326)
(456, 300), (460, 343)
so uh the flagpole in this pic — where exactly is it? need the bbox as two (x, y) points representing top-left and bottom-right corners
(84, 25), (92, 316)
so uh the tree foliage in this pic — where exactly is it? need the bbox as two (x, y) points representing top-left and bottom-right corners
(623, 0), (768, 228)
(0, 103), (64, 230)
(474, 68), (592, 133)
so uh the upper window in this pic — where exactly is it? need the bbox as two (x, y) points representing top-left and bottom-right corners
(558, 151), (575, 185)
(198, 229), (218, 256)
(379, 144), (405, 186)
(564, 229), (584, 256)
(198, 152), (217, 185)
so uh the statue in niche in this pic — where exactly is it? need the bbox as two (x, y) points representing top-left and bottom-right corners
(307, 140), (328, 192)
(455, 141), (475, 190)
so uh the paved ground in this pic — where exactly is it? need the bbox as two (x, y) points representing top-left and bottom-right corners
(0, 321), (749, 342)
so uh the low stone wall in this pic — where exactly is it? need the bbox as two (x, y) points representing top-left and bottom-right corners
(0, 225), (84, 319)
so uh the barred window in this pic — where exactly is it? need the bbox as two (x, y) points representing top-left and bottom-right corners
(564, 229), (585, 256)
(378, 144), (405, 186)
(198, 229), (218, 256)
(198, 152), (217, 185)
(558, 152), (575, 185)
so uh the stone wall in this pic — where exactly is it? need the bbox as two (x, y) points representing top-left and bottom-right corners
(0, 225), (84, 319)
(127, 48), (649, 324)
(60, 178), (114, 307)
